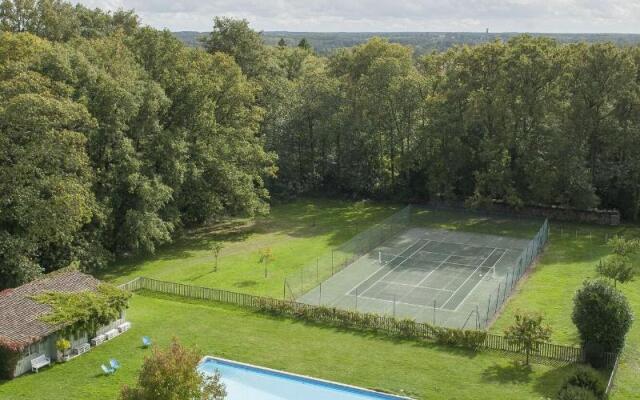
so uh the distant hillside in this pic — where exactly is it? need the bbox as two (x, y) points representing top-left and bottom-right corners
(173, 31), (640, 55)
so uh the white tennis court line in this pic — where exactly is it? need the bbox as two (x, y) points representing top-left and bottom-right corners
(433, 260), (490, 293)
(337, 239), (427, 304)
(376, 280), (455, 293)
(355, 240), (432, 298)
(360, 229), (496, 308)
(387, 252), (459, 307)
(438, 247), (498, 310)
(350, 285), (453, 310)
(382, 250), (486, 267)
(324, 240), (421, 307)
(336, 231), (520, 312)
(451, 247), (509, 312)
(419, 236), (519, 252)
(422, 231), (529, 251)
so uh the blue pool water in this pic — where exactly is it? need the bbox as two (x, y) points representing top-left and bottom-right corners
(198, 357), (410, 400)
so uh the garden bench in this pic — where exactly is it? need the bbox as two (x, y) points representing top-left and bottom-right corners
(31, 354), (51, 373)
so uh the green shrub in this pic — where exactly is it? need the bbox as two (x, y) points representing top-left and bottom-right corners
(397, 319), (418, 338)
(557, 385), (599, 400)
(56, 338), (71, 353)
(249, 296), (486, 351)
(433, 327), (487, 348)
(572, 280), (633, 353)
(558, 366), (607, 400)
(120, 338), (225, 400)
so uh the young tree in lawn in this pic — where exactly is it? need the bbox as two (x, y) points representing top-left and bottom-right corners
(259, 247), (274, 278)
(503, 312), (552, 365)
(210, 242), (223, 272)
(596, 236), (640, 286)
(120, 337), (225, 400)
(607, 235), (640, 257)
(597, 255), (636, 287)
(572, 280), (633, 355)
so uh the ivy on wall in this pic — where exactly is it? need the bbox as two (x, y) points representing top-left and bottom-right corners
(33, 284), (131, 337)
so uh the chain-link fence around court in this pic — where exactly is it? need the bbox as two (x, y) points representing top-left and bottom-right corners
(473, 218), (549, 328)
(283, 205), (412, 300)
(284, 205), (550, 330)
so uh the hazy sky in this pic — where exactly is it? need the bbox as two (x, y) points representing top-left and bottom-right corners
(73, 0), (640, 33)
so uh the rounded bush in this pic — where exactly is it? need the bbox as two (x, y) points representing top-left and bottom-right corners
(572, 280), (633, 353)
(557, 385), (599, 400)
(560, 366), (607, 400)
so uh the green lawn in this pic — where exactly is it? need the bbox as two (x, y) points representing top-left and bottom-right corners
(101, 199), (401, 297)
(3, 199), (639, 399)
(0, 293), (583, 400)
(99, 200), (640, 399)
(490, 222), (640, 400)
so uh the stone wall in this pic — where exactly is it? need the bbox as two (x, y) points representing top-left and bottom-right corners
(421, 200), (621, 226)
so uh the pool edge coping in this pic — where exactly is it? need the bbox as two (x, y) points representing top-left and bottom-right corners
(198, 355), (414, 400)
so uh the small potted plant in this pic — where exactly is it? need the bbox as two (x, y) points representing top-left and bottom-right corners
(56, 338), (71, 362)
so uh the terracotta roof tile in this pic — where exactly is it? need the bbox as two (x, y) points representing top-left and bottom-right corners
(0, 270), (102, 348)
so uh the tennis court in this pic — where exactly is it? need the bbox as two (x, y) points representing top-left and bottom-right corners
(297, 227), (533, 329)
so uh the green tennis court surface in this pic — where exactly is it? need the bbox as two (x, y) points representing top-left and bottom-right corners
(297, 228), (530, 329)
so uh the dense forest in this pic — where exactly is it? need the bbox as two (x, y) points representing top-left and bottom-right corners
(174, 30), (640, 55)
(1, 0), (640, 289)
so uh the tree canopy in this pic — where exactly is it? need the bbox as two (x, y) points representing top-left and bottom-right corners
(3, 1), (640, 288)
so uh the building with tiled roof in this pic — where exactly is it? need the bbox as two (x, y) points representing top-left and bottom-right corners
(0, 270), (128, 378)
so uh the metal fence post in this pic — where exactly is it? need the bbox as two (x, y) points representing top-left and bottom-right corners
(433, 300), (436, 325)
(486, 294), (492, 322)
(331, 250), (334, 275)
(355, 287), (358, 310)
(495, 283), (501, 313)
(393, 295), (396, 318)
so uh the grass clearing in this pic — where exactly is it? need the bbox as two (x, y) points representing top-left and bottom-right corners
(490, 223), (640, 399)
(0, 293), (585, 400)
(4, 199), (639, 399)
(100, 200), (640, 399)
(101, 199), (400, 297)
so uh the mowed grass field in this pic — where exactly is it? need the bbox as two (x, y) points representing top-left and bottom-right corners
(0, 292), (584, 400)
(2, 199), (639, 399)
(490, 222), (640, 400)
(101, 199), (402, 297)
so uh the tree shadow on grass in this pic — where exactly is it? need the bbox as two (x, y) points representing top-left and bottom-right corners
(234, 280), (258, 288)
(532, 364), (578, 399)
(481, 361), (534, 384)
(99, 219), (257, 280)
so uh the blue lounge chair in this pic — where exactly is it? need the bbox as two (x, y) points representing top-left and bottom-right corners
(109, 359), (120, 370)
(101, 364), (115, 375)
(142, 336), (152, 348)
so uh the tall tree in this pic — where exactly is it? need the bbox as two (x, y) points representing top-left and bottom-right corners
(0, 34), (98, 287)
(201, 16), (267, 79)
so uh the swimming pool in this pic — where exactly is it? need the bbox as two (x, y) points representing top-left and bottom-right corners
(197, 356), (411, 400)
